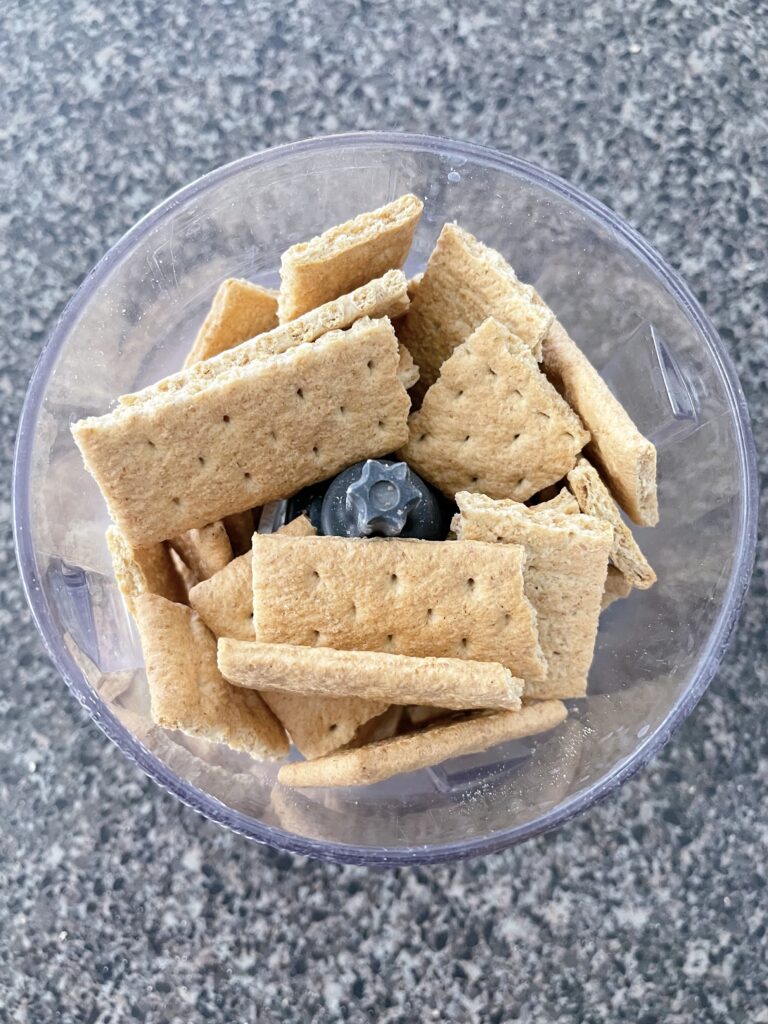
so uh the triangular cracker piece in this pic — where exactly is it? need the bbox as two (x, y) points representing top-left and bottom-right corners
(260, 690), (386, 761)
(189, 515), (316, 641)
(73, 317), (410, 546)
(218, 639), (524, 711)
(183, 279), (278, 367)
(399, 318), (589, 501)
(602, 566), (633, 610)
(542, 319), (658, 526)
(277, 194), (423, 322)
(252, 534), (547, 681)
(397, 223), (554, 396)
(134, 594), (288, 759)
(277, 701), (567, 788)
(567, 457), (656, 589)
(106, 526), (187, 616)
(169, 521), (233, 583)
(530, 488), (580, 515)
(453, 492), (612, 699)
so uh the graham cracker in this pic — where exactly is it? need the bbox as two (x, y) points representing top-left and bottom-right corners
(399, 318), (589, 501)
(260, 689), (386, 760)
(251, 535), (547, 681)
(218, 639), (524, 711)
(567, 457), (656, 589)
(134, 593), (288, 759)
(106, 526), (187, 616)
(118, 270), (409, 410)
(542, 318), (659, 526)
(602, 565), (633, 610)
(397, 223), (554, 395)
(277, 701), (568, 788)
(169, 521), (233, 582)
(532, 488), (580, 515)
(454, 491), (612, 699)
(72, 316), (411, 546)
(188, 515), (316, 641)
(183, 278), (278, 367)
(398, 345), (420, 389)
(222, 509), (255, 557)
(345, 705), (404, 748)
(277, 194), (423, 321)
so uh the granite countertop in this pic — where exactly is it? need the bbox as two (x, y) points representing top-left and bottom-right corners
(1, 1), (766, 1021)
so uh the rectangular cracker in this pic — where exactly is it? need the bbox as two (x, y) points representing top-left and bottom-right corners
(277, 701), (567, 788)
(251, 535), (547, 681)
(218, 639), (524, 711)
(399, 318), (589, 501)
(134, 593), (288, 759)
(277, 194), (423, 322)
(183, 279), (279, 367)
(397, 223), (554, 395)
(222, 509), (255, 557)
(567, 457), (656, 589)
(106, 526), (187, 616)
(453, 491), (612, 699)
(118, 270), (410, 410)
(542, 318), (658, 525)
(189, 515), (316, 641)
(169, 521), (233, 583)
(72, 316), (411, 546)
(602, 565), (633, 610)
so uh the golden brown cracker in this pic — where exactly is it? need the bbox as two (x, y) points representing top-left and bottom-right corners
(72, 317), (410, 546)
(277, 701), (567, 788)
(169, 521), (233, 582)
(251, 535), (546, 681)
(397, 223), (554, 395)
(106, 526), (187, 616)
(542, 318), (658, 526)
(399, 318), (589, 501)
(454, 491), (612, 699)
(567, 457), (656, 589)
(277, 194), (423, 321)
(183, 279), (278, 367)
(134, 593), (288, 759)
(218, 639), (524, 711)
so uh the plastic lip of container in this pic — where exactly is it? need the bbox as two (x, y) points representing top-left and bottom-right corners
(13, 132), (758, 866)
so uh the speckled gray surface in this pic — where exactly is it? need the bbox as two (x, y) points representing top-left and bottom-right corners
(2, 1), (767, 1021)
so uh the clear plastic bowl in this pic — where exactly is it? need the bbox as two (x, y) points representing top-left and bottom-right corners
(13, 132), (758, 865)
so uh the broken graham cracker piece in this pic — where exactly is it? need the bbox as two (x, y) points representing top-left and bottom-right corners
(252, 535), (547, 681)
(542, 318), (658, 526)
(262, 690), (386, 760)
(118, 270), (410, 411)
(218, 639), (524, 712)
(222, 509), (255, 557)
(277, 194), (423, 322)
(397, 223), (554, 396)
(278, 701), (567, 788)
(106, 526), (187, 616)
(454, 491), (612, 699)
(183, 279), (278, 367)
(169, 521), (233, 583)
(602, 565), (633, 610)
(399, 318), (589, 501)
(567, 457), (656, 590)
(345, 705), (404, 748)
(134, 593), (288, 759)
(531, 487), (580, 515)
(397, 344), (420, 389)
(72, 316), (411, 547)
(189, 515), (316, 642)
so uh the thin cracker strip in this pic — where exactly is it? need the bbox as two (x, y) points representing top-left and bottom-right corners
(399, 318), (589, 501)
(119, 270), (409, 410)
(454, 492), (612, 699)
(397, 223), (554, 395)
(542, 319), (658, 525)
(134, 593), (288, 759)
(169, 521), (233, 582)
(218, 639), (524, 711)
(73, 317), (410, 546)
(567, 457), (656, 589)
(602, 565), (633, 610)
(106, 526), (187, 616)
(189, 515), (316, 641)
(277, 194), (423, 321)
(183, 279), (278, 367)
(278, 701), (567, 788)
(252, 535), (547, 681)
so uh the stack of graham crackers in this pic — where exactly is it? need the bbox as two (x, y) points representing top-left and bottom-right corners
(72, 194), (658, 789)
